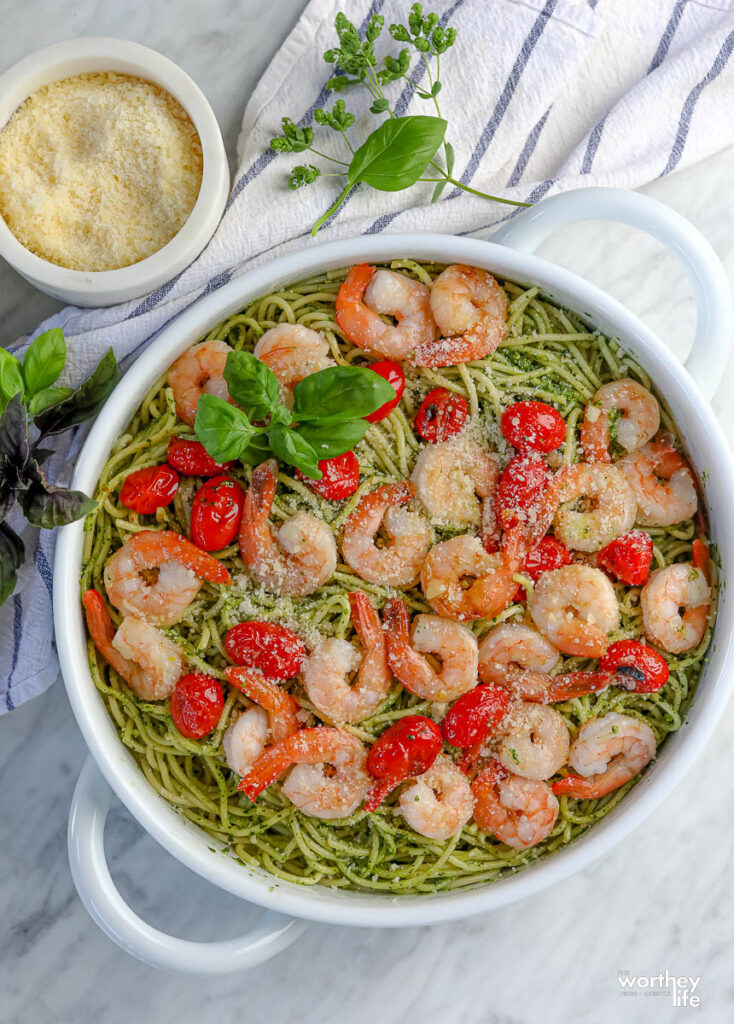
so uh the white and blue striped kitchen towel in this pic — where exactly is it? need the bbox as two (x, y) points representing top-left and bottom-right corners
(3, 0), (734, 711)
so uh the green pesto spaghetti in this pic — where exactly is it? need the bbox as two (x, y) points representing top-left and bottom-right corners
(80, 261), (716, 895)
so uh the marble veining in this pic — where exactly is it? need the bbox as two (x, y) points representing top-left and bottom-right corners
(1, 2), (734, 1021)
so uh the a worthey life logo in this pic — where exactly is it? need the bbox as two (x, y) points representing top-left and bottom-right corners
(617, 970), (701, 1007)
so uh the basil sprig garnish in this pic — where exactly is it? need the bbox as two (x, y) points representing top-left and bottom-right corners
(0, 330), (119, 605)
(194, 349), (395, 480)
(270, 6), (530, 234)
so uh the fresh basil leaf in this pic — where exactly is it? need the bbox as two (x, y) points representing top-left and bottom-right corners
(292, 365), (396, 423)
(20, 479), (96, 529)
(239, 435), (274, 467)
(223, 351), (280, 421)
(269, 425), (322, 479)
(0, 521), (24, 606)
(0, 394), (30, 468)
(28, 386), (73, 418)
(270, 404), (293, 427)
(34, 348), (119, 436)
(194, 394), (256, 462)
(22, 328), (66, 397)
(0, 349), (24, 411)
(295, 419), (370, 459)
(347, 116), (446, 192)
(0, 460), (18, 521)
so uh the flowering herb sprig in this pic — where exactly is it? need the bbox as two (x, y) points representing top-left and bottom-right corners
(271, 5), (529, 234)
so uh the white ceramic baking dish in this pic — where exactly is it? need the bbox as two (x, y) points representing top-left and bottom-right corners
(54, 187), (734, 974)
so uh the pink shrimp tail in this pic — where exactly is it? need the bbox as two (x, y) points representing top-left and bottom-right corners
(542, 670), (612, 704)
(335, 264), (375, 342)
(382, 597), (417, 691)
(348, 591), (384, 648)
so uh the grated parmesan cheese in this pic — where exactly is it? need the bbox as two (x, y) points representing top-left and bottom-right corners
(0, 72), (203, 271)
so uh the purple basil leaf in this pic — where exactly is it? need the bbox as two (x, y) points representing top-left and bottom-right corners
(0, 393), (30, 469)
(20, 477), (96, 529)
(34, 348), (119, 437)
(0, 521), (24, 606)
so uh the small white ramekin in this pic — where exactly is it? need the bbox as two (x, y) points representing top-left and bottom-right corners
(0, 38), (230, 307)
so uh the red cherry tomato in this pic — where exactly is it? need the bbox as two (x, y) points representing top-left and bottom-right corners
(513, 535), (572, 601)
(167, 437), (232, 477)
(597, 530), (653, 586)
(364, 715), (443, 812)
(599, 639), (669, 693)
(191, 475), (245, 551)
(441, 685), (510, 749)
(501, 401), (566, 453)
(414, 388), (469, 443)
(120, 464), (179, 514)
(296, 451), (360, 500)
(224, 621), (307, 679)
(365, 360), (405, 423)
(170, 672), (224, 738)
(496, 453), (551, 531)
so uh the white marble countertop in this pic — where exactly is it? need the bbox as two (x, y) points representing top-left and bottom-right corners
(2, 2), (734, 1022)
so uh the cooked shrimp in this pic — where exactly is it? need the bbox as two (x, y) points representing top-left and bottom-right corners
(497, 702), (570, 780)
(239, 460), (337, 596)
(225, 667), (300, 742)
(167, 340), (231, 426)
(472, 760), (559, 850)
(552, 463), (636, 552)
(83, 590), (184, 700)
(580, 378), (660, 462)
(420, 527), (525, 621)
(641, 562), (711, 654)
(222, 707), (270, 779)
(302, 592), (391, 724)
(239, 727), (370, 820)
(383, 598), (479, 702)
(530, 564), (619, 657)
(554, 712), (656, 798)
(341, 481), (431, 588)
(478, 622), (560, 701)
(399, 754), (474, 840)
(335, 264), (435, 360)
(253, 324), (334, 402)
(103, 530), (231, 626)
(616, 438), (697, 526)
(411, 439), (500, 539)
(223, 666), (300, 777)
(411, 265), (507, 366)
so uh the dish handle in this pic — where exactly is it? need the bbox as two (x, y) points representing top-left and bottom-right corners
(68, 757), (308, 974)
(492, 187), (733, 401)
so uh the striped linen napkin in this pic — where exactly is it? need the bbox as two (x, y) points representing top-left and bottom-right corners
(3, 0), (734, 711)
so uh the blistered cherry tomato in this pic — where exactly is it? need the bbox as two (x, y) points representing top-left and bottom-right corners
(296, 451), (360, 500)
(501, 400), (566, 453)
(224, 621), (307, 679)
(120, 464), (179, 514)
(441, 685), (510, 749)
(414, 388), (469, 443)
(364, 715), (443, 812)
(171, 672), (224, 738)
(167, 437), (232, 477)
(496, 453), (551, 531)
(191, 475), (245, 551)
(365, 360), (405, 423)
(513, 535), (572, 602)
(599, 639), (669, 693)
(597, 530), (653, 586)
